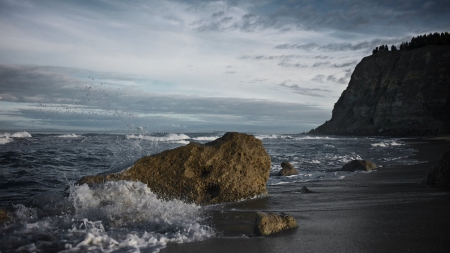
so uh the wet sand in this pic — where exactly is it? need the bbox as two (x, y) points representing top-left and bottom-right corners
(162, 137), (450, 253)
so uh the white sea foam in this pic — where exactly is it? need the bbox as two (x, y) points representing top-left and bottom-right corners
(56, 133), (81, 138)
(255, 134), (278, 140)
(0, 136), (13, 145)
(64, 180), (214, 252)
(0, 131), (32, 144)
(1, 181), (214, 253)
(192, 136), (220, 141)
(268, 171), (348, 185)
(293, 136), (336, 140)
(1, 131), (32, 138)
(10, 131), (32, 138)
(126, 133), (190, 144)
(371, 140), (404, 147)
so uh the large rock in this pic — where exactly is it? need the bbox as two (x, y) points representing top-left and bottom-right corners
(277, 161), (299, 176)
(312, 45), (450, 136)
(78, 132), (271, 205)
(423, 149), (450, 187)
(341, 160), (377, 171)
(253, 212), (298, 235)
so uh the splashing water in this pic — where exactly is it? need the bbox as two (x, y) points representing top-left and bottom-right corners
(0, 181), (214, 253)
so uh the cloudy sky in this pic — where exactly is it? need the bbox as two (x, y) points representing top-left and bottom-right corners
(1, 0), (449, 133)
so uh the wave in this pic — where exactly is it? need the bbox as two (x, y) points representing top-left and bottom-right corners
(293, 136), (336, 140)
(56, 134), (81, 138)
(0, 131), (32, 145)
(0, 137), (13, 145)
(255, 134), (278, 140)
(3, 181), (214, 253)
(192, 136), (221, 141)
(126, 133), (190, 144)
(371, 140), (403, 147)
(0, 131), (32, 138)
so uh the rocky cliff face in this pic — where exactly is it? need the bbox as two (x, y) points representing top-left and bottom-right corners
(313, 45), (450, 135)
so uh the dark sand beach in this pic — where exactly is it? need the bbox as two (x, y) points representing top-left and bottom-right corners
(162, 137), (450, 253)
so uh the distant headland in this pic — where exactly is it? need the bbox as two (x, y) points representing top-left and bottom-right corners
(311, 32), (450, 136)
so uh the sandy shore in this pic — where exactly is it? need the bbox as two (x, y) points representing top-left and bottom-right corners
(161, 137), (450, 253)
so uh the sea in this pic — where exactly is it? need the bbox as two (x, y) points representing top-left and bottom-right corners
(0, 131), (421, 253)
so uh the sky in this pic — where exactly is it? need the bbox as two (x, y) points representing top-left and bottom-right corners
(0, 0), (449, 134)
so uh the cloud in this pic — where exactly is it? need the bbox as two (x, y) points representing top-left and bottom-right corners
(212, 11), (225, 17)
(0, 64), (79, 103)
(278, 60), (308, 68)
(275, 43), (319, 50)
(331, 61), (358, 68)
(279, 81), (330, 97)
(274, 37), (412, 53)
(326, 75), (349, 84)
(312, 62), (331, 68)
(0, 64), (330, 133)
(311, 75), (326, 83)
(184, 0), (450, 35)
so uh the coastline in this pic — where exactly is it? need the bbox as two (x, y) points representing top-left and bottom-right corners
(161, 136), (450, 253)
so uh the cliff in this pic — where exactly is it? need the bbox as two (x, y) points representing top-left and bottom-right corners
(313, 45), (450, 136)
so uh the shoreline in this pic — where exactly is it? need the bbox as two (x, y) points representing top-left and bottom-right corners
(162, 136), (450, 253)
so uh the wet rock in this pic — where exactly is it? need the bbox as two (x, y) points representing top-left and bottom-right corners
(423, 149), (450, 187)
(0, 209), (9, 224)
(253, 212), (298, 235)
(78, 132), (271, 205)
(300, 186), (312, 193)
(277, 161), (299, 176)
(341, 160), (377, 172)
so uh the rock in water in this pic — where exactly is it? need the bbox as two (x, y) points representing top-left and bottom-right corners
(341, 160), (377, 172)
(78, 132), (271, 205)
(277, 161), (299, 176)
(253, 212), (298, 235)
(0, 209), (9, 224)
(423, 149), (450, 187)
(300, 186), (312, 193)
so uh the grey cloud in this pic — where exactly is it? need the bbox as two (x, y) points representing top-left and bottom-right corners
(312, 62), (330, 68)
(327, 75), (349, 85)
(278, 61), (308, 68)
(0, 64), (78, 103)
(212, 11), (225, 17)
(331, 61), (358, 68)
(221, 16), (233, 22)
(248, 78), (267, 83)
(275, 43), (319, 50)
(239, 54), (331, 61)
(274, 37), (411, 53)
(279, 81), (330, 97)
(187, 0), (450, 36)
(0, 64), (330, 133)
(311, 75), (326, 83)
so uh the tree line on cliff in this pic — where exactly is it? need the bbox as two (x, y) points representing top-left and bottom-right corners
(372, 32), (450, 54)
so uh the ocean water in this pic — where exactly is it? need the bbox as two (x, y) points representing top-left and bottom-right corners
(0, 131), (420, 252)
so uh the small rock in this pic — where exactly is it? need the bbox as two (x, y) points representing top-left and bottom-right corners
(253, 212), (298, 235)
(0, 209), (9, 224)
(423, 149), (450, 187)
(300, 186), (312, 193)
(341, 160), (377, 171)
(277, 161), (299, 176)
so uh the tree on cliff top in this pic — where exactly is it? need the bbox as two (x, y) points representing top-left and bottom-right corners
(372, 32), (450, 54)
